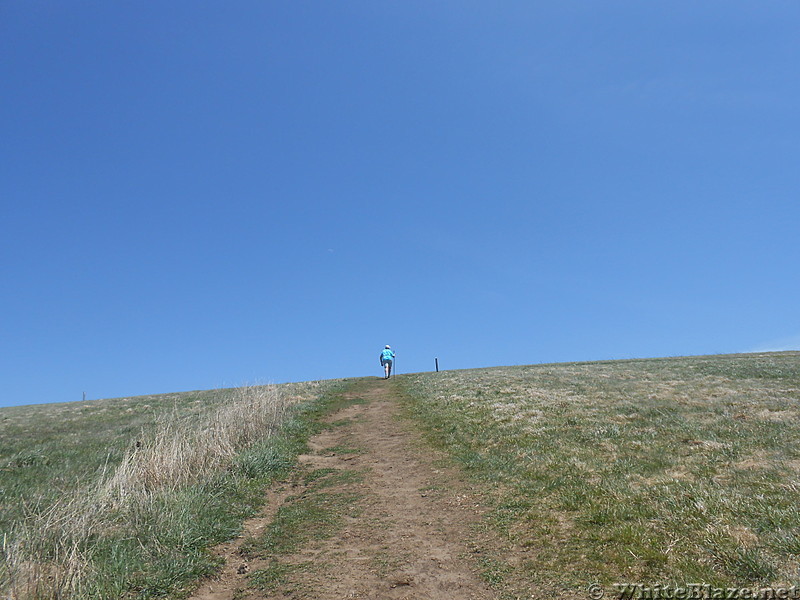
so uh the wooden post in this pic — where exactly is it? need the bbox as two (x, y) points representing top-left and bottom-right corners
(435, 358), (439, 372)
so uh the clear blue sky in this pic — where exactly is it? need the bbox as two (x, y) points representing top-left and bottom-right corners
(2, 2), (798, 407)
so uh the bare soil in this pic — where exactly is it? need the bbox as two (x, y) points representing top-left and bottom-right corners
(189, 379), (500, 600)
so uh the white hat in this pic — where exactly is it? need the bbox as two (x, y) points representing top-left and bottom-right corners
(385, 345), (391, 349)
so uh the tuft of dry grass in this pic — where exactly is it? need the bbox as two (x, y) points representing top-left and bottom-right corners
(102, 384), (291, 501)
(0, 384), (303, 600)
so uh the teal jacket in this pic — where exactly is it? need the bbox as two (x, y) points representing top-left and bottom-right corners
(380, 349), (395, 364)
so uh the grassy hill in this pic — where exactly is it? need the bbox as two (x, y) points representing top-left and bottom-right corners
(1, 388), (232, 535)
(3, 352), (800, 599)
(399, 351), (800, 595)
(0, 380), (345, 599)
(0, 382), (339, 534)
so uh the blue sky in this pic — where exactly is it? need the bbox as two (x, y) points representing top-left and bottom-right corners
(2, 1), (798, 407)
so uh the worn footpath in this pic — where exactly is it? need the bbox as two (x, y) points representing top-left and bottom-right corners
(189, 378), (500, 600)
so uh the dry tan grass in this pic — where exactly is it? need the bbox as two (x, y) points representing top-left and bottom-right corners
(102, 384), (290, 502)
(401, 352), (800, 594)
(1, 384), (298, 600)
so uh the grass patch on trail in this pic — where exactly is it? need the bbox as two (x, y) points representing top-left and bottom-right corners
(249, 479), (362, 557)
(0, 379), (351, 599)
(246, 485), (363, 594)
(399, 352), (800, 598)
(245, 484), (363, 595)
(244, 388), (370, 595)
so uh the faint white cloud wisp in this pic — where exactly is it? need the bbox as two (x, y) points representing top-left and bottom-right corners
(746, 334), (800, 353)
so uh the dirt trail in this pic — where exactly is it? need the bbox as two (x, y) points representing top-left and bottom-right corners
(190, 379), (498, 600)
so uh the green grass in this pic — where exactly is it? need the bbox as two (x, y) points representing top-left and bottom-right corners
(7, 353), (800, 599)
(399, 352), (800, 597)
(245, 483), (364, 594)
(242, 391), (370, 595)
(0, 382), (336, 534)
(252, 485), (362, 557)
(0, 389), (231, 534)
(0, 379), (348, 599)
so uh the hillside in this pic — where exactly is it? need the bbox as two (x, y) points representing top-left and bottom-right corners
(0, 382), (335, 535)
(2, 352), (800, 599)
(399, 351), (800, 596)
(0, 380), (342, 599)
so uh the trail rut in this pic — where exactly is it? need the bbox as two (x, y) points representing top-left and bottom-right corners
(189, 379), (498, 600)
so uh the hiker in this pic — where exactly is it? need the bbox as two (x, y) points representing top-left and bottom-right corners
(379, 345), (395, 379)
